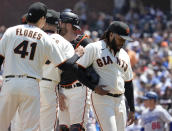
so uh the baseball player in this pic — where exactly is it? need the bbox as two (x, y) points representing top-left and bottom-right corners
(0, 2), (86, 131)
(76, 21), (135, 131)
(58, 11), (92, 131)
(39, 9), (62, 131)
(40, 9), (85, 131)
(140, 91), (172, 131)
(21, 13), (28, 24)
(10, 13), (28, 131)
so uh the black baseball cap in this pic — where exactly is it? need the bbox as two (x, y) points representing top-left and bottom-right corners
(107, 21), (133, 41)
(46, 9), (60, 25)
(27, 2), (47, 23)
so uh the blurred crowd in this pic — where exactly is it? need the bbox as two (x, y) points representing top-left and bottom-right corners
(73, 0), (172, 115)
(0, 0), (172, 130)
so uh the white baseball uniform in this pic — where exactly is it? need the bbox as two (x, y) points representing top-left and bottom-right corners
(11, 110), (22, 131)
(0, 24), (67, 131)
(58, 83), (90, 128)
(126, 122), (142, 131)
(140, 105), (172, 131)
(39, 33), (75, 131)
(58, 37), (90, 128)
(77, 40), (133, 131)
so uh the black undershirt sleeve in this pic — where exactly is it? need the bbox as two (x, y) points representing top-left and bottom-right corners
(0, 55), (4, 71)
(59, 64), (96, 90)
(58, 54), (80, 71)
(124, 80), (135, 112)
(75, 66), (97, 91)
(58, 55), (97, 91)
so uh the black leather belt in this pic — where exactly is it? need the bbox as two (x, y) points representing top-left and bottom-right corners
(42, 77), (52, 82)
(60, 82), (82, 89)
(106, 93), (123, 97)
(5, 75), (36, 80)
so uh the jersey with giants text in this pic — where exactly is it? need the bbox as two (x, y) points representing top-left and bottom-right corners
(77, 40), (133, 94)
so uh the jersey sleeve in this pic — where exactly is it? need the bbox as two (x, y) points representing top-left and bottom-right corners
(76, 43), (95, 68)
(51, 34), (75, 59)
(123, 54), (133, 81)
(45, 37), (67, 66)
(0, 28), (9, 57)
(60, 39), (74, 59)
(159, 108), (172, 123)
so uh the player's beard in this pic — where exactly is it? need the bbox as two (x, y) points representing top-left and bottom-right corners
(59, 27), (67, 36)
(109, 38), (120, 54)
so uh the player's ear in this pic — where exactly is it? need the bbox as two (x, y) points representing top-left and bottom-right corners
(109, 32), (113, 37)
(109, 32), (114, 40)
(40, 16), (46, 21)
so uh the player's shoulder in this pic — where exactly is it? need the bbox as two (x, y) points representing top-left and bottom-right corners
(155, 105), (163, 110)
(83, 40), (106, 55)
(4, 25), (21, 34)
(50, 34), (71, 45)
(141, 108), (150, 118)
(119, 48), (128, 56)
(50, 34), (67, 42)
(154, 105), (167, 113)
(1, 25), (25, 38)
(143, 109), (149, 114)
(86, 40), (104, 48)
(119, 48), (130, 60)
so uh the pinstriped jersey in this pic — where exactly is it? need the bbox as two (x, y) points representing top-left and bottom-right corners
(77, 40), (133, 94)
(0, 24), (67, 79)
(41, 33), (75, 83)
(140, 105), (172, 131)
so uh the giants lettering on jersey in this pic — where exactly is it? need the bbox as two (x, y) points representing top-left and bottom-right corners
(16, 28), (42, 40)
(96, 56), (128, 72)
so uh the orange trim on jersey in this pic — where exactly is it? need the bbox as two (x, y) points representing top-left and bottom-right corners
(91, 93), (104, 131)
(75, 34), (89, 49)
(81, 87), (88, 127)
(56, 59), (68, 68)
(60, 80), (78, 86)
(54, 86), (58, 130)
(77, 63), (86, 69)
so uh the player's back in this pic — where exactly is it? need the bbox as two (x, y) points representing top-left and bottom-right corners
(41, 33), (75, 83)
(0, 24), (50, 79)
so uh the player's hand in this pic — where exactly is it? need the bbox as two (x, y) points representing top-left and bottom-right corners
(75, 45), (84, 57)
(127, 111), (135, 126)
(94, 85), (109, 95)
(58, 92), (67, 111)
